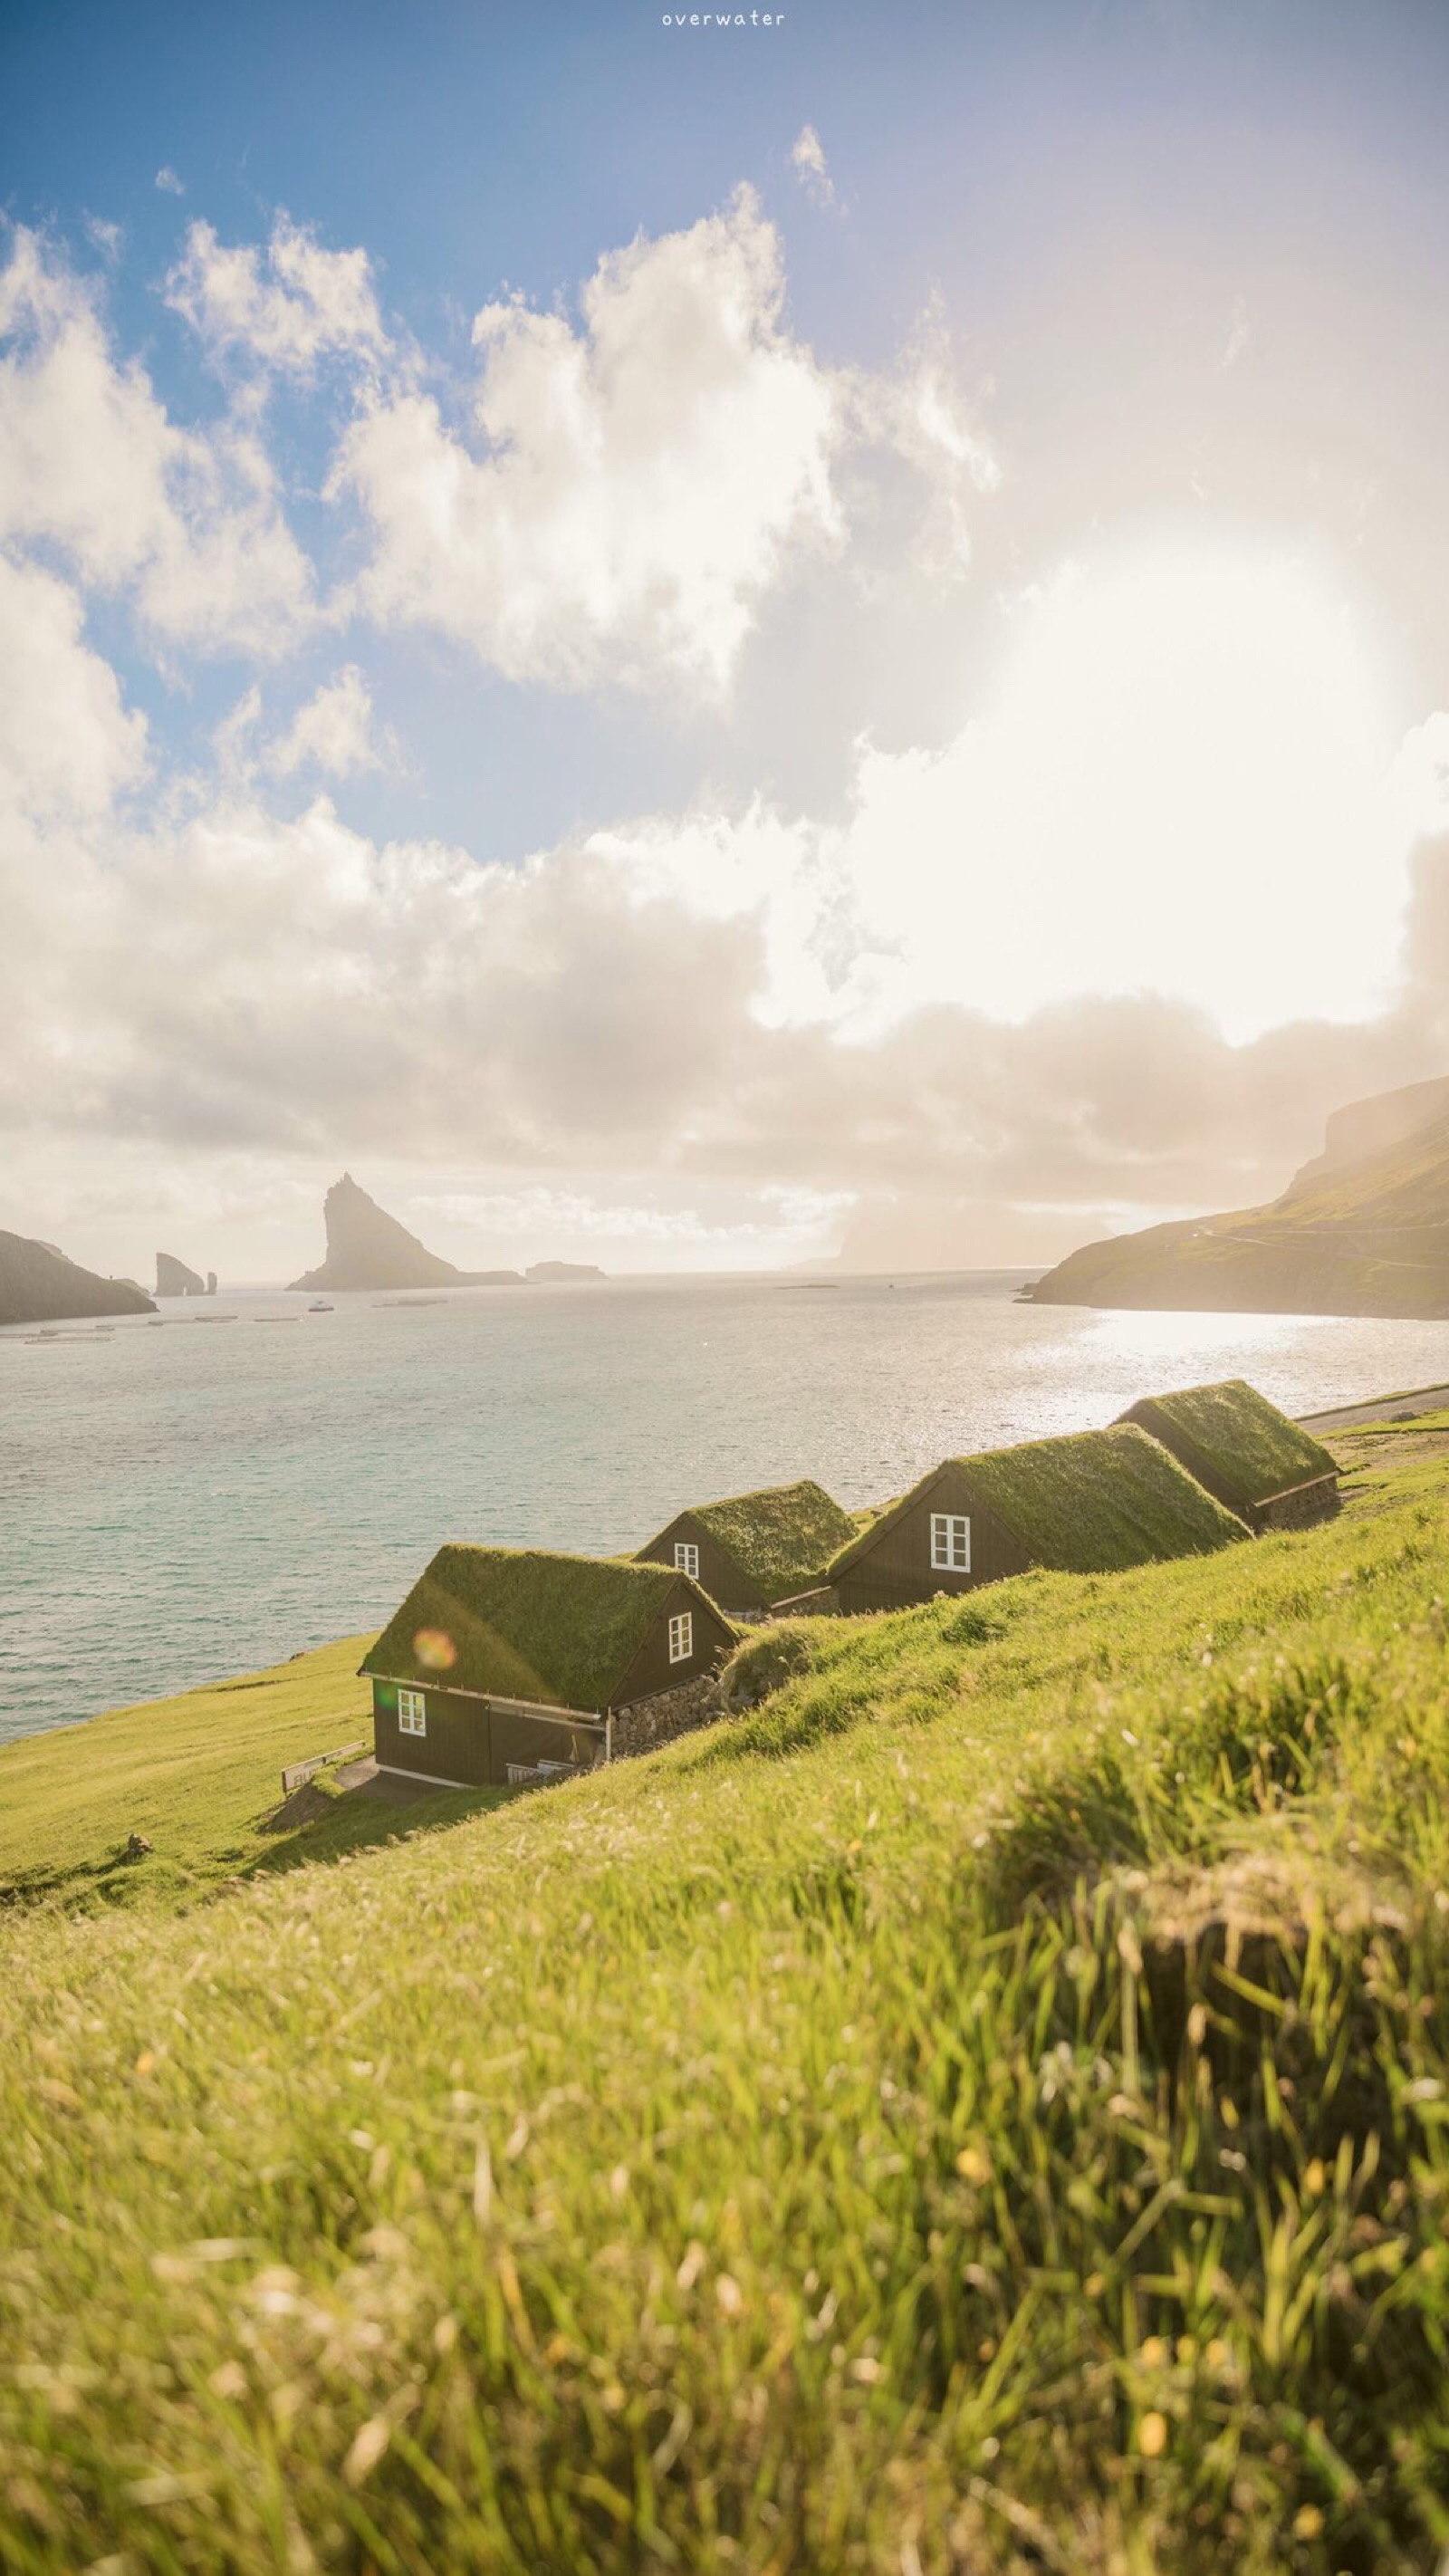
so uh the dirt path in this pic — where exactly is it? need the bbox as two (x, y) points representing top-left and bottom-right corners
(1298, 1382), (1449, 1432)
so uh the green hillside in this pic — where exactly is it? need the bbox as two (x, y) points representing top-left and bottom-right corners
(1028, 1091), (1449, 1317)
(6, 1439), (1449, 2568)
(0, 1639), (497, 1909)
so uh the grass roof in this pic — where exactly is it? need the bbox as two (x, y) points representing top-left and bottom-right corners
(1122, 1379), (1338, 1511)
(650, 1479), (858, 1602)
(830, 1423), (1248, 1580)
(361, 1547), (710, 1714)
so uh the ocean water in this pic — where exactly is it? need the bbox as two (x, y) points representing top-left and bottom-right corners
(4, 1270), (1447, 1744)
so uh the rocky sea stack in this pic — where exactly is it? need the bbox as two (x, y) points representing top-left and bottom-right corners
(288, 1175), (527, 1293)
(155, 1253), (207, 1296)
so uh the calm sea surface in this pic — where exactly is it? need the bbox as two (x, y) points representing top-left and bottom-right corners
(4, 1270), (1447, 1744)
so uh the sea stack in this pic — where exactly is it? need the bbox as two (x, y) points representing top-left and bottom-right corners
(288, 1174), (529, 1293)
(525, 1261), (607, 1283)
(156, 1252), (206, 1296)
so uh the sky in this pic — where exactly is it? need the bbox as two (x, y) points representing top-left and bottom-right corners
(3, 0), (1449, 1282)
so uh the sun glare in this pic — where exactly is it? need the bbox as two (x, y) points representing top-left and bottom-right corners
(847, 536), (1406, 1041)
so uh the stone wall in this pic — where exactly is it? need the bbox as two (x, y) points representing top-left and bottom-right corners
(1252, 1476), (1340, 1533)
(610, 1670), (725, 1761)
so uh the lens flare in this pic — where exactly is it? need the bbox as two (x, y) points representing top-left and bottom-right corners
(413, 1627), (457, 1672)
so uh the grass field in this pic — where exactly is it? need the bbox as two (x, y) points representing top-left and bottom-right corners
(5, 1437), (1449, 2568)
(0, 1638), (498, 1909)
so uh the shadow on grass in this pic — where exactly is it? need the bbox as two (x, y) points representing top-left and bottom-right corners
(240, 1778), (508, 1882)
(0, 1778), (513, 1914)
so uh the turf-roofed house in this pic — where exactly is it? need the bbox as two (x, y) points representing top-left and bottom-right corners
(1116, 1379), (1339, 1531)
(826, 1423), (1249, 1614)
(636, 1477), (859, 1617)
(361, 1548), (738, 1789)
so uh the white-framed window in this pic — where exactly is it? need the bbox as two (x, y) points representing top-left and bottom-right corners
(930, 1513), (971, 1573)
(668, 1610), (694, 1665)
(398, 1687), (427, 1736)
(673, 1541), (700, 1578)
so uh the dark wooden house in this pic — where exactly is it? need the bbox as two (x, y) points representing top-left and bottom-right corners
(827, 1423), (1248, 1615)
(361, 1546), (737, 1791)
(1116, 1379), (1339, 1532)
(636, 1477), (859, 1617)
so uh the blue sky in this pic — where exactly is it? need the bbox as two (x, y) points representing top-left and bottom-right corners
(3, 0), (1449, 1277)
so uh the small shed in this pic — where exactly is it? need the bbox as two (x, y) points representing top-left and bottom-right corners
(1116, 1379), (1339, 1532)
(361, 1546), (737, 1790)
(636, 1477), (858, 1617)
(827, 1423), (1248, 1615)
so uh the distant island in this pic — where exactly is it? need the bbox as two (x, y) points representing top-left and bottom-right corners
(1027, 1074), (1449, 1318)
(524, 1261), (606, 1283)
(0, 1230), (156, 1329)
(288, 1175), (528, 1293)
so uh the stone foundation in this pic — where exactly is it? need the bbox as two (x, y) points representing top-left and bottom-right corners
(1252, 1477), (1340, 1533)
(610, 1670), (725, 1761)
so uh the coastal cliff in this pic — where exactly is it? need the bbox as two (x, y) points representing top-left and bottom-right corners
(1027, 1077), (1449, 1318)
(288, 1175), (526, 1293)
(0, 1231), (156, 1328)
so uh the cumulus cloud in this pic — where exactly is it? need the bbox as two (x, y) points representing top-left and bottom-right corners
(266, 667), (381, 779)
(3, 641), (1445, 1256)
(335, 187), (845, 695)
(0, 229), (315, 654)
(3, 196), (1443, 1274)
(167, 215), (389, 374)
(0, 554), (148, 822)
(791, 125), (836, 208)
(332, 187), (994, 697)
(0, 189), (994, 705)
(155, 167), (185, 197)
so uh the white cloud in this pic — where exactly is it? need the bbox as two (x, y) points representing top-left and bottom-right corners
(791, 125), (836, 208)
(0, 553), (148, 822)
(3, 677), (1443, 1231)
(335, 187), (847, 695)
(851, 305), (1000, 576)
(167, 216), (388, 375)
(334, 186), (996, 696)
(0, 229), (315, 655)
(155, 168), (185, 197)
(0, 502), (1437, 1252)
(1222, 293), (1250, 370)
(267, 667), (381, 779)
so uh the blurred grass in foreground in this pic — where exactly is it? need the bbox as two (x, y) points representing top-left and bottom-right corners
(4, 1450), (1449, 2568)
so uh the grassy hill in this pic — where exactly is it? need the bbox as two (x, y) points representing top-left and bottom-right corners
(1028, 1090), (1449, 1317)
(5, 1440), (1449, 2568)
(0, 1638), (497, 1909)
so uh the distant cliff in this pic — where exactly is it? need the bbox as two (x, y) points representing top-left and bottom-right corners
(525, 1261), (606, 1283)
(0, 1232), (156, 1328)
(1026, 1078), (1449, 1319)
(155, 1252), (206, 1296)
(288, 1175), (527, 1293)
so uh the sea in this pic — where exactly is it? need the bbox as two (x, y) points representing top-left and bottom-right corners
(4, 1269), (1447, 1745)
